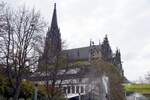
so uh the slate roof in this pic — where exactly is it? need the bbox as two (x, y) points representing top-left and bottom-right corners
(64, 45), (101, 61)
(64, 46), (90, 61)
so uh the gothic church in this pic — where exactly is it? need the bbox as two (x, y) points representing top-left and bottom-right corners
(33, 3), (124, 100)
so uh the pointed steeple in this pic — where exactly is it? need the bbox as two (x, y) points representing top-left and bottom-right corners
(43, 3), (61, 59)
(50, 3), (58, 30)
(114, 49), (121, 64)
(101, 35), (112, 62)
(113, 48), (124, 76)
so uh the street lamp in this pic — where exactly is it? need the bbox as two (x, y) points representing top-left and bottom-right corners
(34, 83), (38, 100)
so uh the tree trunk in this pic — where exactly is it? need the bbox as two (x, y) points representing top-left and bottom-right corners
(13, 87), (20, 100)
(13, 80), (21, 100)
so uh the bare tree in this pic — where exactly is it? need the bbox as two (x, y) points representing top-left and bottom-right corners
(38, 42), (69, 100)
(0, 5), (46, 100)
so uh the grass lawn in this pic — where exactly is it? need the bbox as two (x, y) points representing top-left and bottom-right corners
(124, 84), (150, 95)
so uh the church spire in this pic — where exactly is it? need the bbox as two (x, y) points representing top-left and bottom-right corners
(43, 3), (61, 58)
(50, 3), (58, 30)
(38, 3), (61, 70)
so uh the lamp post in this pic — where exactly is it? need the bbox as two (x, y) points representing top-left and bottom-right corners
(34, 83), (38, 100)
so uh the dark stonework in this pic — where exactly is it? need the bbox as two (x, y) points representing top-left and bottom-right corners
(38, 3), (124, 76)
(113, 49), (124, 76)
(44, 3), (61, 58)
(38, 3), (61, 69)
(101, 35), (113, 62)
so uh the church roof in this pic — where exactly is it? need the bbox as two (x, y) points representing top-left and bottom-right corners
(64, 45), (101, 61)
(64, 46), (90, 61)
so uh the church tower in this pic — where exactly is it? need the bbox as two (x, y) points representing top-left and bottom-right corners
(43, 3), (61, 60)
(39, 3), (61, 69)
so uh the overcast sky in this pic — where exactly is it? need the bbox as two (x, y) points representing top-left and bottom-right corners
(5, 0), (150, 81)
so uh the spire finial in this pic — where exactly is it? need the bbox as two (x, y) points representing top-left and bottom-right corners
(54, 3), (56, 8)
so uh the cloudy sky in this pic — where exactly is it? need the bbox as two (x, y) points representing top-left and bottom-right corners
(5, 0), (150, 81)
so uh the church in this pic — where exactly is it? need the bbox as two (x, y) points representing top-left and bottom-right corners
(29, 3), (124, 100)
